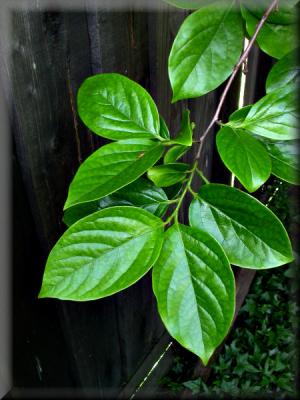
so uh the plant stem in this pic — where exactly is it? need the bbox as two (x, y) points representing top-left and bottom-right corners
(194, 0), (279, 161)
(196, 168), (210, 184)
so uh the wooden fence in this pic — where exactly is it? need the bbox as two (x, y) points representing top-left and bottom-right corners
(0, 1), (273, 398)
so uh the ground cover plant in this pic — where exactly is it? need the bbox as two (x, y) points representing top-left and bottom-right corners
(39, 0), (299, 366)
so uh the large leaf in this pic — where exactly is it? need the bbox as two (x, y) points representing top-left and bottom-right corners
(266, 49), (300, 93)
(147, 163), (190, 187)
(189, 184), (293, 269)
(216, 126), (271, 192)
(242, 0), (298, 25)
(241, 5), (297, 59)
(263, 139), (300, 185)
(64, 139), (164, 210)
(170, 110), (193, 146)
(77, 73), (162, 140)
(64, 178), (169, 226)
(229, 86), (298, 140)
(164, 0), (219, 9)
(39, 207), (164, 301)
(152, 223), (235, 365)
(168, 2), (244, 102)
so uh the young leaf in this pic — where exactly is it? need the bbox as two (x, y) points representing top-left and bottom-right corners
(168, 2), (244, 101)
(164, 145), (189, 164)
(216, 126), (271, 192)
(163, 0), (218, 9)
(266, 49), (300, 94)
(169, 110), (193, 146)
(147, 163), (190, 187)
(240, 4), (297, 59)
(39, 207), (164, 301)
(64, 178), (169, 226)
(77, 73), (162, 140)
(230, 86), (298, 140)
(263, 139), (300, 185)
(152, 224), (235, 365)
(159, 115), (170, 139)
(64, 139), (164, 210)
(189, 184), (294, 269)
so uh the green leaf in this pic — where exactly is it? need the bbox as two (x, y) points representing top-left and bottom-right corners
(64, 178), (169, 226)
(152, 223), (235, 365)
(64, 139), (164, 210)
(164, 145), (189, 164)
(77, 73), (162, 140)
(230, 86), (298, 140)
(39, 207), (164, 300)
(266, 49), (300, 94)
(242, 0), (298, 25)
(163, 0), (218, 9)
(229, 105), (252, 122)
(189, 184), (294, 269)
(147, 163), (190, 187)
(216, 126), (271, 192)
(240, 5), (297, 59)
(168, 2), (244, 101)
(263, 139), (300, 185)
(170, 110), (193, 146)
(159, 115), (170, 139)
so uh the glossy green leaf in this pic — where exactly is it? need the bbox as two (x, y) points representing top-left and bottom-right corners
(147, 163), (190, 187)
(159, 115), (170, 139)
(164, 145), (189, 164)
(78, 73), (162, 140)
(164, 0), (219, 9)
(168, 2), (244, 101)
(170, 110), (193, 146)
(266, 49), (300, 93)
(229, 105), (252, 122)
(242, 0), (298, 25)
(152, 223), (235, 365)
(64, 178), (169, 226)
(64, 139), (164, 210)
(229, 86), (298, 140)
(263, 139), (300, 185)
(241, 5), (297, 59)
(216, 126), (271, 192)
(39, 207), (164, 301)
(189, 184), (293, 269)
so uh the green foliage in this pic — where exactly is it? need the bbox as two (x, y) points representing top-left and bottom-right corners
(39, 1), (299, 366)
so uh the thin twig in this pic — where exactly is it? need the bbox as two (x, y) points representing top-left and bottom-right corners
(195, 0), (279, 161)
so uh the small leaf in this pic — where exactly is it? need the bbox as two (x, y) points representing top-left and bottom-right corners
(39, 207), (164, 301)
(262, 139), (300, 185)
(64, 178), (169, 226)
(229, 105), (252, 122)
(147, 163), (190, 187)
(159, 115), (170, 139)
(64, 139), (164, 210)
(230, 86), (298, 140)
(216, 126), (271, 192)
(164, 145), (189, 164)
(164, 0), (218, 9)
(78, 73), (162, 140)
(152, 224), (235, 365)
(170, 110), (193, 146)
(266, 49), (300, 93)
(241, 4), (297, 59)
(189, 184), (294, 269)
(168, 2), (244, 101)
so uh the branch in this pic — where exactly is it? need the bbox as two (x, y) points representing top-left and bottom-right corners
(195, 0), (279, 161)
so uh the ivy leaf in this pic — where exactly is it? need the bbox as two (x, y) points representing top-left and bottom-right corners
(216, 126), (271, 192)
(229, 86), (298, 140)
(64, 139), (164, 210)
(189, 184), (294, 269)
(39, 207), (164, 301)
(262, 139), (300, 185)
(152, 223), (235, 365)
(266, 49), (300, 94)
(168, 2), (244, 102)
(63, 178), (169, 226)
(164, 145), (189, 164)
(147, 163), (190, 187)
(240, 4), (297, 59)
(77, 73), (162, 140)
(163, 0), (218, 9)
(159, 115), (170, 139)
(170, 110), (193, 146)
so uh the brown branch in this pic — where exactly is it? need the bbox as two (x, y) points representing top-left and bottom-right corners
(195, 0), (279, 161)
